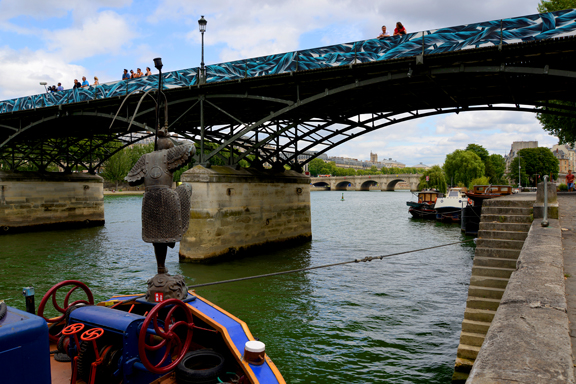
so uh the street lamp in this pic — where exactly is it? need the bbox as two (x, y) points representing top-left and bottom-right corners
(40, 82), (48, 92)
(198, 15), (207, 84)
(518, 154), (522, 190)
(153, 57), (164, 150)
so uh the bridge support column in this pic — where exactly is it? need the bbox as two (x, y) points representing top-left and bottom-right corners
(0, 171), (104, 234)
(179, 165), (312, 262)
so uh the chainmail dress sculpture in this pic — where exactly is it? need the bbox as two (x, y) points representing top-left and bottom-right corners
(125, 129), (195, 301)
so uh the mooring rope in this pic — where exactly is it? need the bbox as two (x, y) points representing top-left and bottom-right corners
(187, 239), (475, 288)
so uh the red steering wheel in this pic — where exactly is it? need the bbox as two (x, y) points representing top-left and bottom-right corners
(37, 280), (94, 342)
(138, 299), (194, 374)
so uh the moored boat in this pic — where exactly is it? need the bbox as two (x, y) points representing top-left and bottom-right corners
(407, 190), (440, 219)
(462, 185), (513, 235)
(0, 280), (285, 384)
(434, 188), (469, 223)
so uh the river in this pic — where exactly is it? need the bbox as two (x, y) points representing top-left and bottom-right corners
(0, 190), (474, 383)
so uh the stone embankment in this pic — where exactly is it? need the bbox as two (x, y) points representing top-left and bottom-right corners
(453, 194), (534, 382)
(454, 187), (576, 384)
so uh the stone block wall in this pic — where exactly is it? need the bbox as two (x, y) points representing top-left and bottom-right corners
(179, 165), (311, 262)
(0, 171), (104, 233)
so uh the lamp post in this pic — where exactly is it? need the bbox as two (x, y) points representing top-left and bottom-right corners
(518, 154), (522, 190)
(198, 15), (207, 84)
(153, 57), (163, 150)
(40, 82), (48, 92)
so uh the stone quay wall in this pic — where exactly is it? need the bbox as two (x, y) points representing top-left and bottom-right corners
(179, 165), (312, 262)
(0, 171), (104, 233)
(467, 217), (574, 384)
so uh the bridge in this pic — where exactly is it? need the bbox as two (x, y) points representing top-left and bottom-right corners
(311, 174), (421, 191)
(2, 10), (576, 262)
(1, 9), (576, 172)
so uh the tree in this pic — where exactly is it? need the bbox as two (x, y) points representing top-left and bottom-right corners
(509, 147), (559, 186)
(443, 149), (485, 187)
(308, 158), (327, 176)
(537, 0), (576, 13)
(468, 176), (490, 191)
(418, 165), (447, 193)
(536, 1), (576, 143)
(100, 143), (133, 189)
(486, 154), (507, 184)
(465, 144), (489, 162)
(537, 101), (576, 144)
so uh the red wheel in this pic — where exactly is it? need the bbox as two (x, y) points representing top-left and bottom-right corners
(37, 280), (94, 342)
(81, 328), (104, 342)
(138, 299), (194, 375)
(62, 323), (85, 336)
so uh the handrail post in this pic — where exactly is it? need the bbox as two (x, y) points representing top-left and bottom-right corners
(542, 175), (549, 227)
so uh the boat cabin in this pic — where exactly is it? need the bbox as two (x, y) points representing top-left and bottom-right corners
(417, 190), (440, 204)
(470, 185), (512, 195)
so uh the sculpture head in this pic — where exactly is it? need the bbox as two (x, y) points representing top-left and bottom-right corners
(157, 127), (174, 150)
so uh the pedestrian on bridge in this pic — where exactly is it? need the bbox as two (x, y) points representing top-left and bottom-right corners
(378, 25), (390, 38)
(145, 67), (152, 76)
(81, 76), (89, 88)
(93, 76), (99, 86)
(57, 83), (63, 91)
(394, 22), (406, 36)
(122, 69), (130, 80)
(73, 79), (81, 89)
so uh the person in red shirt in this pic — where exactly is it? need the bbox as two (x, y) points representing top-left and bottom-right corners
(394, 22), (406, 36)
(567, 169), (575, 192)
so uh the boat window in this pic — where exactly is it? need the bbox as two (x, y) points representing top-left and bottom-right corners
(477, 186), (484, 192)
(449, 191), (458, 197)
(501, 187), (509, 192)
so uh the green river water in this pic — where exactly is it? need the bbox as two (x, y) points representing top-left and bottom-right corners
(0, 190), (475, 383)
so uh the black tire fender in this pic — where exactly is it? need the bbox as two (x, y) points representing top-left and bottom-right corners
(175, 350), (226, 384)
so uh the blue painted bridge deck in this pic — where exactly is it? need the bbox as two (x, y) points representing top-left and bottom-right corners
(1, 9), (576, 115)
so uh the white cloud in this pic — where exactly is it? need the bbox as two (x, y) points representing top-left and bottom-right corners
(43, 11), (137, 61)
(0, 46), (85, 98)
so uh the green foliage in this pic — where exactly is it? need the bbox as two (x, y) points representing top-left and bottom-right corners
(443, 149), (485, 187)
(559, 183), (568, 191)
(535, 0), (576, 143)
(468, 176), (491, 190)
(537, 101), (576, 144)
(509, 147), (559, 186)
(486, 154), (507, 184)
(538, 0), (576, 12)
(465, 144), (489, 161)
(100, 142), (140, 188)
(418, 165), (447, 194)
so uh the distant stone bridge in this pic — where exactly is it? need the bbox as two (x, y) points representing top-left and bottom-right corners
(310, 174), (421, 191)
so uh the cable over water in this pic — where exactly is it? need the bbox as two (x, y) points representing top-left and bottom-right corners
(188, 239), (475, 288)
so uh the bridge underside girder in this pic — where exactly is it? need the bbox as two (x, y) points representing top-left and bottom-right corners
(2, 37), (576, 169)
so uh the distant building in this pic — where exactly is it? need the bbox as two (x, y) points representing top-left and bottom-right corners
(370, 152), (378, 163)
(411, 162), (431, 170)
(552, 144), (576, 172)
(505, 141), (538, 172)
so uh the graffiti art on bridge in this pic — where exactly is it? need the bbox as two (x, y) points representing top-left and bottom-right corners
(1, 9), (575, 114)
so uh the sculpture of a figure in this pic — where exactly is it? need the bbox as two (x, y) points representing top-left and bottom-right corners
(125, 128), (195, 276)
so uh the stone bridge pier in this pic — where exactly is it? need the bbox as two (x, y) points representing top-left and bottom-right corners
(0, 171), (104, 233)
(179, 165), (312, 262)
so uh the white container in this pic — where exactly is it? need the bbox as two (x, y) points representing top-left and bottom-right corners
(244, 340), (266, 365)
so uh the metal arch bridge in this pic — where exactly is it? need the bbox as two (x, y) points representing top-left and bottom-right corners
(2, 9), (576, 172)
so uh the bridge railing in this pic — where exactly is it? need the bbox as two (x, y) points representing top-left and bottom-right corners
(1, 9), (575, 115)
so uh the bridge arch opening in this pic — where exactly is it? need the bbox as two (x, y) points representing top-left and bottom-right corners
(386, 179), (406, 191)
(360, 180), (378, 191)
(334, 181), (353, 191)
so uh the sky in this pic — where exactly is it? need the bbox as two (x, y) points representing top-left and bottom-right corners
(0, 0), (560, 167)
